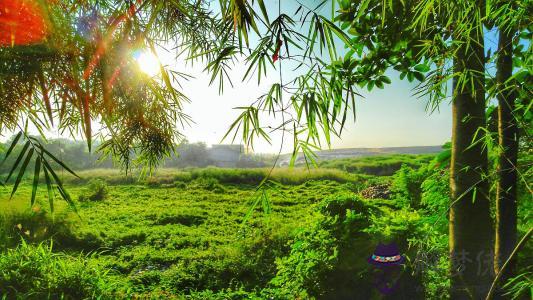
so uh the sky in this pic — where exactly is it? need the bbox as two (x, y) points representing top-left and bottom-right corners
(141, 0), (505, 154)
(162, 0), (454, 154)
(177, 59), (453, 153)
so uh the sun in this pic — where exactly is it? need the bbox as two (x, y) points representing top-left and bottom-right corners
(135, 51), (160, 77)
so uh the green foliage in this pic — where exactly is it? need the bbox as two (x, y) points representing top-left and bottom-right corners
(319, 154), (434, 176)
(0, 155), (530, 298)
(62, 167), (361, 187)
(502, 271), (533, 300)
(273, 194), (423, 299)
(1, 171), (356, 297)
(420, 169), (450, 219)
(272, 218), (339, 298)
(0, 241), (114, 299)
(0, 208), (72, 250)
(407, 166), (450, 299)
(391, 164), (430, 207)
(0, 134), (79, 212)
(78, 179), (109, 202)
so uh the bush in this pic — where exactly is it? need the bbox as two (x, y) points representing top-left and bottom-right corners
(272, 194), (425, 299)
(0, 241), (115, 299)
(391, 165), (429, 207)
(174, 181), (187, 189)
(145, 177), (162, 188)
(78, 179), (109, 201)
(272, 194), (377, 298)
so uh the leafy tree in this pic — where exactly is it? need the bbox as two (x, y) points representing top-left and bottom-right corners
(488, 0), (532, 291)
(324, 1), (531, 298)
(1, 0), (224, 206)
(317, 1), (494, 297)
(1, 0), (357, 208)
(166, 140), (212, 168)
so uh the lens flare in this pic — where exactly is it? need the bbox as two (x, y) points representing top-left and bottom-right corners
(0, 0), (48, 46)
(135, 51), (160, 77)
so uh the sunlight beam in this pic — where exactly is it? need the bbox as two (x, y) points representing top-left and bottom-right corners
(135, 50), (160, 77)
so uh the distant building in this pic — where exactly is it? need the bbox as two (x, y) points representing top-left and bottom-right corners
(207, 144), (244, 167)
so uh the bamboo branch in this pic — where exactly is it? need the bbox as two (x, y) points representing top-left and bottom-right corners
(485, 227), (533, 300)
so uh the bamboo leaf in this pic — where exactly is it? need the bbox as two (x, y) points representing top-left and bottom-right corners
(5, 141), (30, 183)
(35, 141), (80, 178)
(82, 93), (92, 151)
(38, 70), (54, 126)
(43, 165), (54, 212)
(1, 132), (22, 166)
(320, 16), (352, 48)
(10, 148), (34, 200)
(31, 156), (41, 206)
(42, 159), (77, 211)
(257, 0), (270, 24)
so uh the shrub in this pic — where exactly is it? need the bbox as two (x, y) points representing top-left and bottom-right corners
(0, 241), (115, 299)
(273, 194), (424, 299)
(420, 169), (449, 216)
(416, 168), (451, 299)
(174, 181), (187, 189)
(391, 165), (429, 207)
(78, 179), (109, 201)
(272, 194), (377, 298)
(145, 177), (162, 188)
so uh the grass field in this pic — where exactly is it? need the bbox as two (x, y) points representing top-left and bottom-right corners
(0, 168), (365, 297)
(318, 154), (435, 176)
(1, 154), (530, 299)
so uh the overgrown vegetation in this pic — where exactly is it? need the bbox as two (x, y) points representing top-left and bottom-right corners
(0, 241), (113, 299)
(78, 179), (109, 202)
(318, 154), (434, 176)
(0, 154), (530, 299)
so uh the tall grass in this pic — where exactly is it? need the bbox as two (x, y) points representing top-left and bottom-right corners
(61, 167), (364, 186)
(318, 154), (434, 176)
(0, 241), (114, 298)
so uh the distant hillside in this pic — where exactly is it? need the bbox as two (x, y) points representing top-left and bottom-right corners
(278, 145), (443, 166)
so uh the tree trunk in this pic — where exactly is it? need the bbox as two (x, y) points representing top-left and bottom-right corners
(449, 15), (494, 299)
(494, 28), (518, 295)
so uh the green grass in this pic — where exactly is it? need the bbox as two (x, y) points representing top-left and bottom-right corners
(1, 153), (529, 298)
(318, 154), (435, 176)
(0, 241), (113, 299)
(0, 172), (359, 297)
(0, 156), (424, 298)
(59, 166), (366, 186)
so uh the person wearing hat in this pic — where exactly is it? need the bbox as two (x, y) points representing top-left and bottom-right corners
(368, 242), (406, 296)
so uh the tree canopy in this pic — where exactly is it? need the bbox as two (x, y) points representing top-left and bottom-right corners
(1, 0), (360, 207)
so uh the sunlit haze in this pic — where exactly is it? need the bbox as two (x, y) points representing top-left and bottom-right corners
(1, 44), (453, 154)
